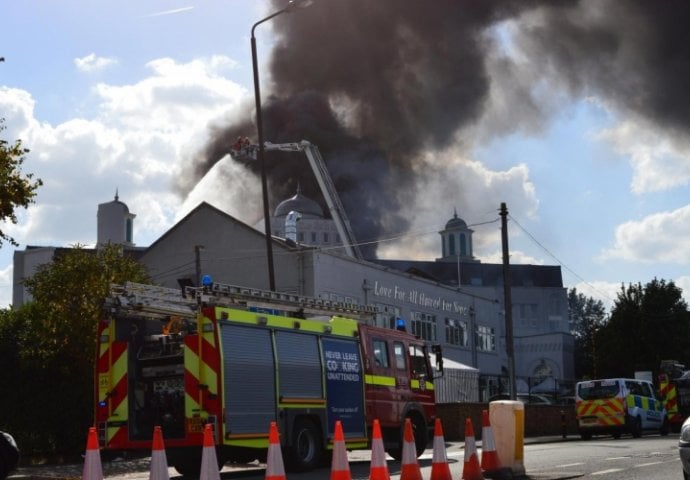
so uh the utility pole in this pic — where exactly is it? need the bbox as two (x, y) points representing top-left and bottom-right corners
(500, 202), (517, 400)
(194, 245), (204, 286)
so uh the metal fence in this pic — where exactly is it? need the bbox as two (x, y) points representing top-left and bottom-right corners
(477, 374), (577, 404)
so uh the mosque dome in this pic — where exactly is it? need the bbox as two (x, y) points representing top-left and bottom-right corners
(274, 187), (324, 218)
(445, 211), (467, 230)
(109, 192), (130, 213)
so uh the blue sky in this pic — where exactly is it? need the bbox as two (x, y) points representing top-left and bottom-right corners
(1, 1), (689, 312)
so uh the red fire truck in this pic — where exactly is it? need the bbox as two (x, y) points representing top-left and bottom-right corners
(95, 280), (442, 475)
(658, 360), (690, 432)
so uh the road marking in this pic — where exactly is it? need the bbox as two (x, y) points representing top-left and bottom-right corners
(592, 468), (624, 475)
(634, 461), (663, 467)
(558, 462), (584, 467)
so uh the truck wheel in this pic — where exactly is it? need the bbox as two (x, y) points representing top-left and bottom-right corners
(172, 448), (224, 477)
(409, 415), (428, 457)
(286, 418), (323, 472)
(386, 415), (428, 461)
(629, 416), (642, 438)
(660, 418), (670, 436)
(172, 458), (200, 477)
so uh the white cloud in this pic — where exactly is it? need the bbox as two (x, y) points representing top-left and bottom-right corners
(0, 55), (254, 307)
(95, 57), (243, 133)
(74, 53), (118, 73)
(677, 276), (690, 307)
(596, 119), (690, 194)
(0, 87), (39, 139)
(481, 249), (544, 266)
(0, 263), (13, 309)
(572, 280), (621, 313)
(602, 205), (690, 264)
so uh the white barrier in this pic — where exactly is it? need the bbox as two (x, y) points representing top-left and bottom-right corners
(488, 400), (525, 476)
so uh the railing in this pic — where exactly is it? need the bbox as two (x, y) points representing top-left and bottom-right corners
(477, 374), (577, 405)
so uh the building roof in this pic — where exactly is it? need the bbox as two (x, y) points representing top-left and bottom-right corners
(142, 202), (297, 253)
(368, 259), (564, 288)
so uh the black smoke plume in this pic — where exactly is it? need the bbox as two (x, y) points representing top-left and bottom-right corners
(181, 0), (690, 258)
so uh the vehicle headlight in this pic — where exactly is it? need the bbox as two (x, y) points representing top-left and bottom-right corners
(681, 424), (690, 443)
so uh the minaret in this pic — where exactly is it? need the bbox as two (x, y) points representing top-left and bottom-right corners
(97, 189), (136, 248)
(437, 208), (477, 263)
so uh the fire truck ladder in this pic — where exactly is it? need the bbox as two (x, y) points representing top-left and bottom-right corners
(192, 280), (377, 322)
(106, 282), (198, 318)
(107, 281), (377, 323)
(231, 140), (363, 260)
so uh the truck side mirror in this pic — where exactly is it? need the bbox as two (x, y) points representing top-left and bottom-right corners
(432, 344), (443, 374)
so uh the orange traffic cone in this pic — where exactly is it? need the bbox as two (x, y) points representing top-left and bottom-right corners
(480, 410), (508, 479)
(82, 427), (103, 480)
(331, 420), (352, 480)
(200, 424), (221, 480)
(369, 419), (390, 480)
(265, 422), (287, 480)
(149, 426), (169, 480)
(400, 418), (422, 480)
(462, 418), (484, 480)
(430, 419), (452, 480)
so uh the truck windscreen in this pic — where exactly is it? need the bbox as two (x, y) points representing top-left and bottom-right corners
(578, 381), (620, 400)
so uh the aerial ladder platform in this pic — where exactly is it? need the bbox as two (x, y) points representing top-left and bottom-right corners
(230, 139), (363, 260)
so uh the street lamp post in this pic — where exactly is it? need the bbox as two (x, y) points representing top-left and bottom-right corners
(251, 0), (311, 291)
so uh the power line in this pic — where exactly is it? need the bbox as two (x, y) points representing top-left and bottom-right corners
(507, 214), (616, 304)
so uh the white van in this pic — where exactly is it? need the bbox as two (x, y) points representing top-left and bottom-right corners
(575, 378), (668, 439)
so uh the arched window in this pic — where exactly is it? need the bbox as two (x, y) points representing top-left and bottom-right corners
(448, 233), (455, 256)
(126, 218), (133, 243)
(460, 234), (467, 256)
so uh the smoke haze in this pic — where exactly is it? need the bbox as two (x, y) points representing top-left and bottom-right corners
(179, 0), (690, 258)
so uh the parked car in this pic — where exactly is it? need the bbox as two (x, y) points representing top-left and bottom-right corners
(489, 393), (553, 405)
(0, 431), (19, 480)
(679, 415), (690, 479)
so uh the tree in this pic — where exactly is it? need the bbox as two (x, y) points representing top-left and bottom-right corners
(568, 288), (606, 379)
(594, 278), (690, 379)
(0, 118), (43, 247)
(1, 244), (150, 455)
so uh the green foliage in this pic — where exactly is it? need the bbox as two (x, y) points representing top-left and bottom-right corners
(594, 278), (690, 378)
(0, 245), (149, 457)
(568, 288), (606, 379)
(0, 118), (43, 248)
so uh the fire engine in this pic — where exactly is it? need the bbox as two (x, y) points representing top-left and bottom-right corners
(658, 360), (690, 431)
(95, 280), (442, 475)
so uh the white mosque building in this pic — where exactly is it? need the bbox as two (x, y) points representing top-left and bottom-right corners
(13, 190), (573, 401)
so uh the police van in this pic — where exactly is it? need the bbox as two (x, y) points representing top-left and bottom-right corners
(575, 378), (669, 439)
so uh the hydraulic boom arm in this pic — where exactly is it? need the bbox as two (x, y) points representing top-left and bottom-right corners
(232, 139), (362, 259)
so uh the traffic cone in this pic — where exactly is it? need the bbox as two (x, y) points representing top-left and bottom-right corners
(368, 419), (390, 480)
(149, 426), (169, 480)
(200, 424), (220, 480)
(480, 410), (508, 479)
(430, 419), (452, 480)
(265, 422), (287, 480)
(462, 418), (484, 480)
(82, 426), (103, 480)
(331, 420), (351, 480)
(400, 418), (422, 480)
